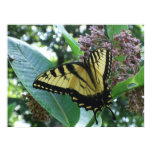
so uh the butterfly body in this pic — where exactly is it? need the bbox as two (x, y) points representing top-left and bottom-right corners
(33, 48), (115, 124)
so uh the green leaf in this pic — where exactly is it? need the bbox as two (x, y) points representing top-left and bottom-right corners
(8, 37), (80, 126)
(57, 25), (82, 60)
(107, 25), (129, 41)
(8, 102), (16, 121)
(112, 66), (144, 99)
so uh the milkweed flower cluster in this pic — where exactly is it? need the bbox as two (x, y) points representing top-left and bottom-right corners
(23, 93), (50, 121)
(78, 25), (144, 115)
(111, 30), (141, 87)
(78, 25), (111, 56)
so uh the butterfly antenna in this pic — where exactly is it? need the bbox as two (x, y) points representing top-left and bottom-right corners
(106, 106), (116, 121)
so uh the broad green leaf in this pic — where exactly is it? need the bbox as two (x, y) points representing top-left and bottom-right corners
(8, 37), (80, 126)
(112, 66), (144, 99)
(57, 25), (82, 60)
(107, 25), (128, 41)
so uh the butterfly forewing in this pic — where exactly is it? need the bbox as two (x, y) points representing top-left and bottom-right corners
(33, 63), (96, 96)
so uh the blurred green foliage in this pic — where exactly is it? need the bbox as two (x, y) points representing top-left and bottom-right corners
(8, 25), (144, 127)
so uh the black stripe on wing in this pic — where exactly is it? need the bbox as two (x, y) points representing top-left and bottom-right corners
(66, 64), (88, 84)
(90, 52), (99, 83)
(89, 48), (112, 81)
